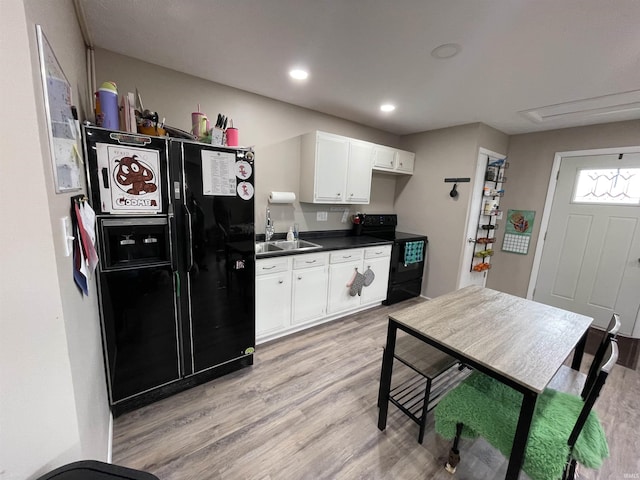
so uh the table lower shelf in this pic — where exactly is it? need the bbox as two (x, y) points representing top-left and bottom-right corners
(389, 362), (472, 425)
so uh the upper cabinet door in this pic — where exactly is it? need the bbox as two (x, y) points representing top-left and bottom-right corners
(372, 145), (397, 170)
(396, 150), (415, 173)
(314, 133), (349, 202)
(346, 140), (373, 203)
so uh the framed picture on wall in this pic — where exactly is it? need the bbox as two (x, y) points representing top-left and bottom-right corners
(36, 24), (82, 192)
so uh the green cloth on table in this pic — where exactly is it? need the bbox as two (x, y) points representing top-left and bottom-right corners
(434, 372), (609, 480)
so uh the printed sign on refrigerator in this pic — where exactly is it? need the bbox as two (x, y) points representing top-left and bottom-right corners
(96, 143), (162, 214)
(201, 150), (236, 196)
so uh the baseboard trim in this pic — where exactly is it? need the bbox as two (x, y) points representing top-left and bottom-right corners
(107, 412), (113, 463)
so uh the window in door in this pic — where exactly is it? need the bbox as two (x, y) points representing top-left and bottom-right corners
(573, 167), (640, 205)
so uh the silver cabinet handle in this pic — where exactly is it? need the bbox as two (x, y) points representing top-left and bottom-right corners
(305, 260), (317, 263)
(342, 255), (352, 259)
(297, 276), (302, 280)
(278, 280), (284, 284)
(262, 265), (276, 270)
(337, 193), (341, 196)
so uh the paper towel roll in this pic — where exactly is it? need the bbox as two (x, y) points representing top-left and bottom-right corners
(269, 191), (296, 204)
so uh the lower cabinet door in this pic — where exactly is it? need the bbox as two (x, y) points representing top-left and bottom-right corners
(327, 260), (363, 314)
(360, 256), (391, 305)
(292, 265), (328, 325)
(256, 272), (291, 337)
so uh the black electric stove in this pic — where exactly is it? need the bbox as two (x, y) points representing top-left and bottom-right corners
(357, 214), (428, 305)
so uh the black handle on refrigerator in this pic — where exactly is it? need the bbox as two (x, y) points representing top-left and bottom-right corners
(184, 205), (194, 271)
(101, 168), (109, 188)
(167, 204), (177, 273)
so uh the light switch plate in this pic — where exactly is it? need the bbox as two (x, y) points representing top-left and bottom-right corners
(317, 211), (328, 221)
(61, 216), (73, 257)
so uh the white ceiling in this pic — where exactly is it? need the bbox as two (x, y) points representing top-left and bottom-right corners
(78, 0), (640, 135)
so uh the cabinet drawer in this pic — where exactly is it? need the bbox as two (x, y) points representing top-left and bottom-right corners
(256, 257), (291, 275)
(329, 249), (364, 264)
(293, 252), (329, 270)
(364, 245), (392, 259)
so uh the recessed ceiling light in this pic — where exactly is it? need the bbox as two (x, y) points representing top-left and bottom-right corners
(431, 43), (462, 59)
(289, 69), (309, 80)
(380, 104), (396, 112)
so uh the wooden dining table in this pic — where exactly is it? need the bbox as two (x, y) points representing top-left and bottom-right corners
(377, 285), (593, 480)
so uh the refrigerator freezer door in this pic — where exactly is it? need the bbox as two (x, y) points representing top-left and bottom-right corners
(173, 141), (255, 375)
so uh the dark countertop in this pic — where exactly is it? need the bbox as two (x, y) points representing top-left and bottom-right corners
(256, 234), (392, 259)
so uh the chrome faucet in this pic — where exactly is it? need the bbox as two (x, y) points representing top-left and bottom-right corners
(265, 207), (274, 241)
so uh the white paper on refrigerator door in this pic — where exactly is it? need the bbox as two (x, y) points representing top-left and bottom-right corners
(201, 150), (237, 196)
(95, 143), (162, 213)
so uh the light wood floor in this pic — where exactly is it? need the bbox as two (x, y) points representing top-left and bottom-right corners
(113, 298), (640, 479)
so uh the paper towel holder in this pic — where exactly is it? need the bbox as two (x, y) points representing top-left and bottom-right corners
(268, 191), (296, 204)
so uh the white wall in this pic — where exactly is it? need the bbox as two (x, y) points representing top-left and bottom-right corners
(94, 49), (400, 236)
(0, 0), (110, 478)
(397, 123), (509, 298)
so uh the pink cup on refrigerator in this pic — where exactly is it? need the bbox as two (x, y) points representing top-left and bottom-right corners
(191, 112), (209, 139)
(226, 127), (239, 147)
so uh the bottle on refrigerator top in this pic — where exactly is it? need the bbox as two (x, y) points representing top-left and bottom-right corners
(98, 81), (119, 130)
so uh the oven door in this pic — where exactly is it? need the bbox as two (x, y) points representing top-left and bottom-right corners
(392, 239), (426, 284)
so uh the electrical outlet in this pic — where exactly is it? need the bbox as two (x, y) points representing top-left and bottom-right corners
(341, 209), (349, 223)
(317, 211), (328, 221)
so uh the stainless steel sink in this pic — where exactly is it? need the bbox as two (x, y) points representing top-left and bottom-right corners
(255, 239), (322, 256)
(255, 242), (284, 254)
(271, 239), (322, 251)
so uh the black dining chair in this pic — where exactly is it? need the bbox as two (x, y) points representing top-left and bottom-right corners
(434, 339), (618, 480)
(378, 332), (471, 443)
(547, 313), (620, 398)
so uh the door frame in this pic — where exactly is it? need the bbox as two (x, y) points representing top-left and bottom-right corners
(526, 145), (640, 302)
(457, 147), (506, 289)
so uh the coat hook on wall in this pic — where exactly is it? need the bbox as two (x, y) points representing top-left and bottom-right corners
(444, 177), (470, 199)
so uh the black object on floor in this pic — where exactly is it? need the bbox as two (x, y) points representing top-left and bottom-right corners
(36, 460), (159, 480)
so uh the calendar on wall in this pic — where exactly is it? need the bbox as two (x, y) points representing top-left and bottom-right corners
(502, 210), (535, 254)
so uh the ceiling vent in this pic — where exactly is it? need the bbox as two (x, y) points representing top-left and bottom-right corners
(520, 90), (640, 123)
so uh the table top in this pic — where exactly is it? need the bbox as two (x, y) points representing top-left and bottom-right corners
(389, 286), (593, 394)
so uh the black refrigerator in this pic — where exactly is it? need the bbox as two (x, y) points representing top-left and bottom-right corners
(84, 126), (255, 415)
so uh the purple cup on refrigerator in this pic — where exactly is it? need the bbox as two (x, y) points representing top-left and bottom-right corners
(98, 81), (120, 130)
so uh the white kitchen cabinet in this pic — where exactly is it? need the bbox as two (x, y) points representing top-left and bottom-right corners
(372, 146), (415, 175)
(346, 139), (374, 202)
(292, 253), (329, 326)
(327, 249), (365, 314)
(396, 149), (415, 173)
(299, 131), (373, 204)
(360, 250), (392, 306)
(255, 257), (292, 338)
(372, 145), (397, 170)
(256, 245), (391, 344)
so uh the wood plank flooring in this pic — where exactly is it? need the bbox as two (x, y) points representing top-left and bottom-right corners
(113, 298), (640, 479)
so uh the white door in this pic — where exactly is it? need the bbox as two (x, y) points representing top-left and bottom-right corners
(255, 272), (291, 338)
(458, 149), (506, 289)
(534, 154), (640, 336)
